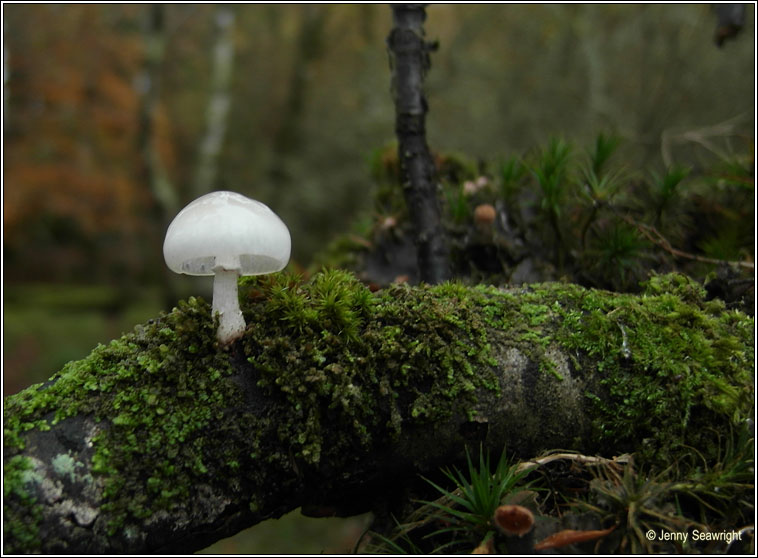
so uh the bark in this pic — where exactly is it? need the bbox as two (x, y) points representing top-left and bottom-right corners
(3, 271), (753, 554)
(387, 4), (451, 284)
(713, 3), (746, 47)
(3, 40), (9, 133)
(191, 5), (237, 199)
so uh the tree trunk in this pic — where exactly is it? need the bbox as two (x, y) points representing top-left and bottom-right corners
(387, 4), (451, 284)
(136, 3), (180, 309)
(191, 5), (237, 199)
(136, 3), (178, 219)
(3, 271), (752, 554)
(266, 5), (327, 190)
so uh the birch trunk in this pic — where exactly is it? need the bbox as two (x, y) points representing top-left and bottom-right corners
(191, 6), (236, 199)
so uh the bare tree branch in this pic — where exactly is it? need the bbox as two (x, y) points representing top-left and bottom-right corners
(387, 4), (451, 284)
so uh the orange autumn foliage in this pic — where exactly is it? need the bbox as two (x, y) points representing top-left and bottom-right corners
(3, 5), (172, 244)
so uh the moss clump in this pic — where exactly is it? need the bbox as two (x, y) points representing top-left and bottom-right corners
(4, 269), (506, 547)
(3, 296), (239, 536)
(240, 269), (501, 467)
(442, 272), (752, 464)
(552, 272), (753, 462)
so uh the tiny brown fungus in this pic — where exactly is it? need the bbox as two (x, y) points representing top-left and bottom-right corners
(474, 203), (497, 227)
(493, 504), (534, 537)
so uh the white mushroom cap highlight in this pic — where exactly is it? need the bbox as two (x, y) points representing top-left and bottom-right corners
(163, 191), (291, 345)
(163, 191), (291, 276)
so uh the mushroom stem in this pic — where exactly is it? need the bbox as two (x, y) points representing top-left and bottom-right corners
(212, 268), (245, 344)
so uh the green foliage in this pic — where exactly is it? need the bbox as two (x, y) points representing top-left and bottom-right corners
(498, 154), (526, 207)
(568, 430), (754, 553)
(378, 131), (753, 293)
(581, 166), (626, 207)
(260, 268), (375, 340)
(420, 446), (533, 541)
(443, 183), (470, 226)
(649, 164), (691, 226)
(706, 141), (754, 192)
(577, 462), (692, 553)
(698, 226), (744, 261)
(240, 270), (504, 467)
(555, 272), (754, 464)
(587, 132), (622, 177)
(367, 446), (534, 553)
(532, 137), (573, 225)
(583, 222), (650, 291)
(671, 423), (754, 525)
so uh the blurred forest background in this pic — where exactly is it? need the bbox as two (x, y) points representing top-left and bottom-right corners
(2, 3), (754, 553)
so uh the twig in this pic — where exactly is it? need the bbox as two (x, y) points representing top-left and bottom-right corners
(516, 451), (631, 474)
(660, 114), (748, 168)
(615, 213), (754, 271)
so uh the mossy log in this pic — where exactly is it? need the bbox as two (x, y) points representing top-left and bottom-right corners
(3, 270), (753, 554)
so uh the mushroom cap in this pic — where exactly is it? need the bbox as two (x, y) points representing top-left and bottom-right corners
(493, 504), (535, 537)
(163, 191), (291, 276)
(474, 203), (497, 226)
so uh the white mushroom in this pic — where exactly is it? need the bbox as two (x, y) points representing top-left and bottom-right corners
(163, 191), (291, 344)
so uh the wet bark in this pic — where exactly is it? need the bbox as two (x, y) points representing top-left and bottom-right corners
(387, 4), (451, 284)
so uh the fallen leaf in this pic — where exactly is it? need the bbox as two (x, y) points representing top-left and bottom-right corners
(534, 525), (617, 550)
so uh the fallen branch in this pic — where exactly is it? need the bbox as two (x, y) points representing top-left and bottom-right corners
(515, 451), (631, 475)
(3, 270), (752, 553)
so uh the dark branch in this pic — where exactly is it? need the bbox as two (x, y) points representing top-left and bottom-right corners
(387, 4), (451, 284)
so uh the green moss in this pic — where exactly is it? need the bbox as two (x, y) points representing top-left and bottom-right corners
(3, 456), (43, 553)
(461, 273), (752, 463)
(4, 296), (239, 537)
(3, 270), (752, 550)
(551, 272), (753, 461)
(241, 269), (752, 469)
(240, 269), (502, 467)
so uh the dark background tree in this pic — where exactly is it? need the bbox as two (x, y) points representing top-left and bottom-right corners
(388, 4), (450, 284)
